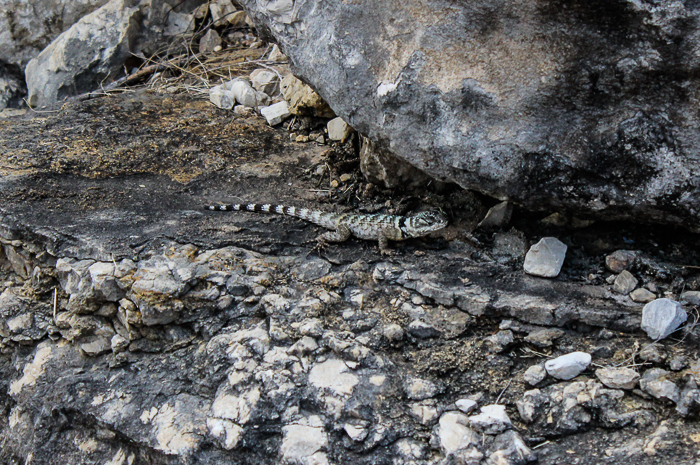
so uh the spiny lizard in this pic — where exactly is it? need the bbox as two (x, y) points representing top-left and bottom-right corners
(204, 203), (448, 254)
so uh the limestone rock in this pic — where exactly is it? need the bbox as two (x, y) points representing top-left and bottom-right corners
(238, 0), (700, 229)
(545, 352), (591, 380)
(516, 380), (627, 435)
(163, 10), (195, 36)
(260, 101), (290, 125)
(280, 74), (334, 118)
(25, 0), (144, 108)
(641, 298), (687, 340)
(487, 431), (537, 465)
(524, 328), (564, 348)
(226, 78), (269, 108)
(523, 237), (567, 278)
(485, 329), (514, 353)
(327, 117), (353, 142)
(268, 44), (287, 62)
(250, 69), (280, 96)
(405, 377), (438, 400)
(210, 0), (237, 26)
(210, 85), (235, 110)
(455, 398), (478, 414)
(281, 418), (328, 465)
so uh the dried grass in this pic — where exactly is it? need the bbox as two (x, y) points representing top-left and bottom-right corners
(91, 8), (286, 99)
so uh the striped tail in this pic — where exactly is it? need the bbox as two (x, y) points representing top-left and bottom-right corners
(205, 203), (340, 229)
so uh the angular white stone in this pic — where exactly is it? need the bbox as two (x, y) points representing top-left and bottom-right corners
(327, 117), (353, 141)
(209, 85), (234, 109)
(468, 404), (512, 434)
(455, 398), (478, 414)
(206, 418), (243, 450)
(268, 44), (287, 61)
(437, 411), (479, 453)
(251, 69), (279, 95)
(226, 78), (269, 108)
(544, 351), (591, 380)
(281, 423), (328, 462)
(343, 423), (368, 442)
(641, 298), (687, 340)
(260, 101), (290, 125)
(308, 359), (359, 396)
(523, 237), (567, 278)
(211, 387), (260, 424)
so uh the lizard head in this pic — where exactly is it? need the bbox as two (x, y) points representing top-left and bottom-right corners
(403, 210), (449, 237)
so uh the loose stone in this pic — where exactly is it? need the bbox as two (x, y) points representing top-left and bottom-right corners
(260, 101), (290, 125)
(544, 352), (591, 380)
(485, 329), (514, 353)
(523, 237), (567, 278)
(250, 69), (279, 95)
(639, 369), (680, 404)
(327, 117), (353, 142)
(595, 367), (640, 390)
(455, 398), (478, 414)
(199, 29), (222, 53)
(641, 298), (687, 340)
(468, 404), (512, 434)
(605, 250), (637, 273)
(680, 291), (700, 306)
(209, 85), (234, 110)
(613, 270), (638, 294)
(523, 364), (547, 386)
(477, 201), (513, 229)
(524, 328), (564, 347)
(630, 288), (657, 303)
(437, 411), (479, 454)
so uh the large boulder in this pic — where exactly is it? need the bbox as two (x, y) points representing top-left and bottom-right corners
(25, 0), (145, 108)
(0, 0), (112, 69)
(238, 0), (700, 229)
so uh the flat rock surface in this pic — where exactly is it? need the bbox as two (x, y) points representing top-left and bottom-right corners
(1, 90), (700, 465)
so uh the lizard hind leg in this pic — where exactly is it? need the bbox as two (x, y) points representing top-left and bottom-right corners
(311, 225), (352, 257)
(378, 235), (394, 255)
(317, 225), (352, 246)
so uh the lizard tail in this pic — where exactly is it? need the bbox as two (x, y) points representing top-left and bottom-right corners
(205, 203), (341, 229)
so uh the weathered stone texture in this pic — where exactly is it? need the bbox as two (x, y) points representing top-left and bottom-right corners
(239, 0), (700, 228)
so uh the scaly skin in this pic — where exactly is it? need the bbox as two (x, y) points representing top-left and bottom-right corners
(205, 203), (448, 253)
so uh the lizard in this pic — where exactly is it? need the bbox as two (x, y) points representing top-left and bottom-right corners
(204, 203), (448, 254)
